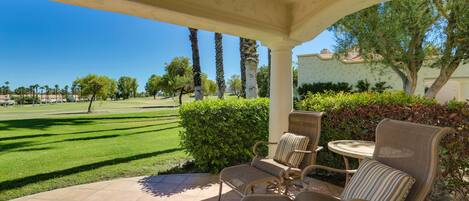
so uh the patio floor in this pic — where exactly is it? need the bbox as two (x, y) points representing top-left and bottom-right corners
(12, 173), (343, 201)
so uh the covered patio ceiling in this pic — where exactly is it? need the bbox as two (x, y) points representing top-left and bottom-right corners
(55, 0), (385, 46)
(54, 0), (387, 155)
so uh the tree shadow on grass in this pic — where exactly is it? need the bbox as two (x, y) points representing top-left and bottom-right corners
(0, 148), (184, 192)
(13, 147), (53, 152)
(0, 141), (34, 152)
(0, 121), (179, 142)
(61, 135), (120, 142)
(0, 114), (179, 131)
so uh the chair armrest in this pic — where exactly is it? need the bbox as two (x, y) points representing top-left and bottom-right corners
(316, 146), (323, 152)
(252, 141), (277, 158)
(301, 165), (357, 181)
(293, 150), (313, 154)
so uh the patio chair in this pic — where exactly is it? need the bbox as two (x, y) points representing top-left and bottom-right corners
(218, 111), (324, 200)
(241, 119), (453, 201)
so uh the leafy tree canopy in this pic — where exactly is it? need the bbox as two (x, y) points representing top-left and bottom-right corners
(330, 0), (468, 97)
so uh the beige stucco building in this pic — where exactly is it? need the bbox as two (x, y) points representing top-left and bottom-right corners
(298, 50), (469, 103)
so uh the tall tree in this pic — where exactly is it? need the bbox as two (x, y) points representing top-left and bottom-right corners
(131, 79), (138, 98)
(63, 85), (69, 101)
(425, 0), (468, 98)
(241, 38), (259, 98)
(74, 74), (114, 113)
(44, 85), (50, 104)
(160, 57), (193, 105)
(145, 74), (162, 99)
(214, 32), (226, 99)
(54, 84), (60, 103)
(331, 0), (429, 94)
(331, 0), (468, 97)
(189, 28), (203, 100)
(239, 38), (247, 98)
(227, 75), (242, 98)
(117, 76), (135, 99)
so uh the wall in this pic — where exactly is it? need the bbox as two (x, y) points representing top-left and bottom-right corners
(298, 54), (469, 102)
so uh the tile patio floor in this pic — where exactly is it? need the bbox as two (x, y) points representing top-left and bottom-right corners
(12, 173), (343, 201)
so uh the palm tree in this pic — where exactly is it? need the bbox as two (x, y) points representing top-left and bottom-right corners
(34, 84), (40, 104)
(39, 86), (44, 104)
(29, 85), (35, 106)
(4, 81), (10, 96)
(54, 84), (60, 103)
(239, 38), (246, 98)
(189, 27), (203, 100)
(215, 32), (225, 99)
(44, 85), (50, 104)
(240, 38), (259, 98)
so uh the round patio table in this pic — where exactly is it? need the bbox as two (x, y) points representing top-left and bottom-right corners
(327, 140), (375, 184)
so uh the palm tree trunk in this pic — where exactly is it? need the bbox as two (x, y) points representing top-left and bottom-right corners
(215, 33), (225, 99)
(241, 38), (258, 98)
(239, 38), (246, 98)
(189, 28), (203, 100)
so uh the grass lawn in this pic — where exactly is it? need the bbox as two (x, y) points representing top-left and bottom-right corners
(0, 97), (182, 121)
(0, 109), (188, 201)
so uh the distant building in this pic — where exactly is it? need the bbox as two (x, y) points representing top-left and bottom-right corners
(0, 94), (15, 106)
(298, 49), (469, 103)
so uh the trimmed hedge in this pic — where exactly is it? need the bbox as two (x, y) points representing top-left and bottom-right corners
(179, 98), (269, 172)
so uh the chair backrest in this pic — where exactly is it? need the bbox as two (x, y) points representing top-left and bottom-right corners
(288, 111), (324, 169)
(373, 119), (453, 201)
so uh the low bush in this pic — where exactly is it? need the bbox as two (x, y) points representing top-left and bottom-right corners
(179, 98), (269, 172)
(298, 82), (352, 99)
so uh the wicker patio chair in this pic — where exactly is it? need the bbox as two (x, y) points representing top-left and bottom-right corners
(241, 119), (453, 201)
(218, 111), (324, 201)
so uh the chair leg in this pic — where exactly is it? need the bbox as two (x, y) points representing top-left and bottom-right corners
(218, 180), (223, 201)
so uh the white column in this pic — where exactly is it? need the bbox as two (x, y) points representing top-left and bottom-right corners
(266, 41), (296, 156)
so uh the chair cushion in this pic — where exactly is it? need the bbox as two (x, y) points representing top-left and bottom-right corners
(273, 132), (309, 168)
(341, 159), (415, 201)
(251, 158), (301, 177)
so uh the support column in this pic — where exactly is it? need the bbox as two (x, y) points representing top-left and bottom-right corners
(266, 41), (296, 156)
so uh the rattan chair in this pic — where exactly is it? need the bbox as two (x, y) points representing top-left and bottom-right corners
(241, 119), (453, 201)
(218, 111), (324, 200)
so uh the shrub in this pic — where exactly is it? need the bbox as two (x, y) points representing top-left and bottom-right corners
(297, 92), (468, 200)
(179, 98), (269, 172)
(355, 80), (371, 92)
(298, 82), (352, 99)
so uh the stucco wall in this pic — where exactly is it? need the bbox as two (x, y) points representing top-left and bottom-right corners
(298, 54), (469, 101)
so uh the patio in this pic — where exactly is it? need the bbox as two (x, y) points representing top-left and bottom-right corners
(12, 174), (342, 201)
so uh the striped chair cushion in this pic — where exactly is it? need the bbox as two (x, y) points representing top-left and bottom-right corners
(341, 159), (415, 201)
(273, 132), (309, 168)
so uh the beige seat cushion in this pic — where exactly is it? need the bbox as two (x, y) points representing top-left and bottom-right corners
(273, 132), (309, 168)
(341, 159), (415, 201)
(251, 158), (301, 177)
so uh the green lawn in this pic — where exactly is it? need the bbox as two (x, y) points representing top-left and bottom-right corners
(0, 97), (182, 120)
(0, 109), (188, 200)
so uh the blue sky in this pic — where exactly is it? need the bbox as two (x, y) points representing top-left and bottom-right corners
(0, 0), (335, 92)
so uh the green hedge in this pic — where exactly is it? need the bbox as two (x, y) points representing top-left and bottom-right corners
(179, 98), (269, 172)
(297, 92), (468, 200)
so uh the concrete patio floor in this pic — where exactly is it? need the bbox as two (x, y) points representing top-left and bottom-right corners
(12, 173), (343, 201)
